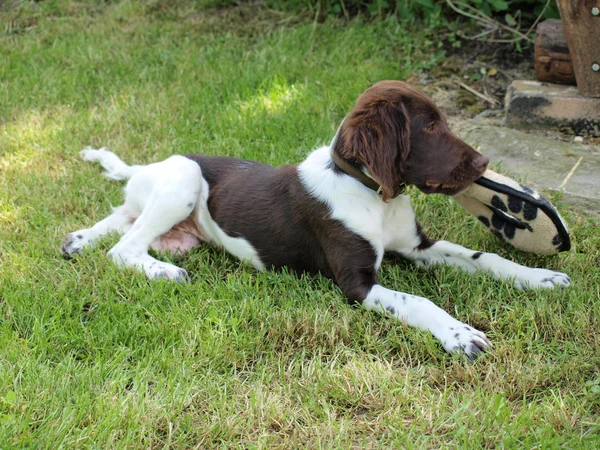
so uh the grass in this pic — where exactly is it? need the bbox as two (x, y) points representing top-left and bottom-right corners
(1, 1), (599, 448)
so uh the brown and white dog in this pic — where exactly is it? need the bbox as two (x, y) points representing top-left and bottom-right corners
(63, 81), (570, 359)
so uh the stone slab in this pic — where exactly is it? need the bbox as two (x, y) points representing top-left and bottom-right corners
(505, 80), (600, 136)
(456, 118), (600, 214)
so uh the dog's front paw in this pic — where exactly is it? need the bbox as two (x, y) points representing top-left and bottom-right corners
(514, 268), (570, 290)
(437, 322), (492, 360)
(146, 261), (189, 283)
(62, 231), (91, 259)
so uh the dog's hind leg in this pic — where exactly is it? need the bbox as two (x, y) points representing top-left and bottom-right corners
(62, 148), (141, 258)
(62, 205), (135, 258)
(106, 155), (204, 282)
(80, 147), (141, 181)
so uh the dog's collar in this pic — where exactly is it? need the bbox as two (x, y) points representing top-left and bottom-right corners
(329, 119), (405, 198)
(331, 151), (384, 194)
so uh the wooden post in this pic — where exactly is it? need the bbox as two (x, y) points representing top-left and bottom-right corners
(557, 0), (600, 97)
(534, 19), (576, 85)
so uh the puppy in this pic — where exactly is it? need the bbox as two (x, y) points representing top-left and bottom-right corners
(63, 81), (570, 358)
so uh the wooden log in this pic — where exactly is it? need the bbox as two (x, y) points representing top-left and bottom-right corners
(534, 19), (576, 85)
(557, 0), (600, 97)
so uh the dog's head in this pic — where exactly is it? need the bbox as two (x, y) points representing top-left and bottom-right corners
(334, 80), (489, 200)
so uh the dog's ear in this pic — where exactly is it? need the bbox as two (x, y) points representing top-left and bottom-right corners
(338, 100), (410, 201)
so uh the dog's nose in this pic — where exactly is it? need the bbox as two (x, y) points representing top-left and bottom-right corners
(472, 154), (489, 172)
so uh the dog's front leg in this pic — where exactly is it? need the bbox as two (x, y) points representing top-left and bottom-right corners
(360, 284), (491, 359)
(336, 273), (491, 358)
(325, 234), (491, 358)
(401, 240), (570, 290)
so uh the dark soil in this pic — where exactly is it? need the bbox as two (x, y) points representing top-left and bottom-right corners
(444, 38), (535, 72)
(407, 37), (537, 118)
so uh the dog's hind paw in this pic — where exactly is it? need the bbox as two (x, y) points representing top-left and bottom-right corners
(146, 262), (189, 283)
(62, 231), (89, 259)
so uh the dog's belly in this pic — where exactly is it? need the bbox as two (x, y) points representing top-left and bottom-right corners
(148, 207), (265, 273)
(151, 216), (205, 254)
(148, 213), (265, 274)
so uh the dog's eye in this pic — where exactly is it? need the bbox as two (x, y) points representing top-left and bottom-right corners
(425, 122), (436, 132)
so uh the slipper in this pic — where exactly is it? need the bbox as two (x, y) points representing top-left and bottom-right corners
(454, 170), (570, 255)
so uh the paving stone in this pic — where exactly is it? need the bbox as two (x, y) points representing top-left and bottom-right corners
(505, 80), (600, 137)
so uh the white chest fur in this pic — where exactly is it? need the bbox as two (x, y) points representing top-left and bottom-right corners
(298, 146), (387, 268)
(298, 146), (423, 267)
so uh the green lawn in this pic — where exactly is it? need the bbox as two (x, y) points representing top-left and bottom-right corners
(1, 1), (599, 448)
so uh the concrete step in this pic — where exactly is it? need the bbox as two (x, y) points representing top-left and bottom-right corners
(505, 80), (600, 137)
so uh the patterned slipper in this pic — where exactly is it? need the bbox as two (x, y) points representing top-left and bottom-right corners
(454, 170), (570, 255)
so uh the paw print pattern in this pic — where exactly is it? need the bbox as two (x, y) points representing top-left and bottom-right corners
(552, 233), (563, 247)
(491, 195), (508, 212)
(508, 195), (523, 214)
(480, 195), (538, 243)
(473, 180), (570, 253)
(491, 195), (519, 240)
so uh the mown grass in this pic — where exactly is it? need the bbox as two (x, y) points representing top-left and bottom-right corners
(1, 1), (599, 448)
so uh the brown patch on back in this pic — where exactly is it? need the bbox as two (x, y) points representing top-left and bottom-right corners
(185, 154), (379, 303)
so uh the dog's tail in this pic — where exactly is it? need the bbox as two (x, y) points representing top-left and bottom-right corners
(80, 147), (141, 181)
